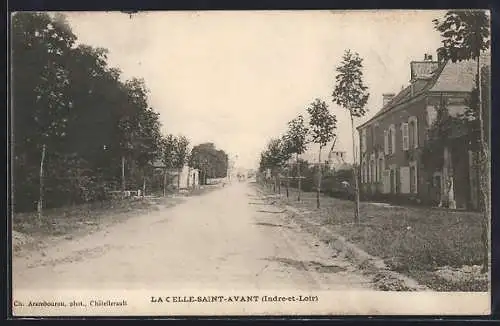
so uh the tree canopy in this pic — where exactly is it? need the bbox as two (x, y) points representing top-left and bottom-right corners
(12, 13), (165, 211)
(189, 143), (228, 179)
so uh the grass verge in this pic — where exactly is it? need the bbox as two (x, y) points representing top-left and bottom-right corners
(12, 185), (223, 254)
(258, 184), (488, 292)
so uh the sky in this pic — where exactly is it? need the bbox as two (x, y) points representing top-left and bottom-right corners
(63, 10), (446, 170)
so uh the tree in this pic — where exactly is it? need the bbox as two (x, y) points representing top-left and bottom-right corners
(263, 138), (287, 193)
(433, 9), (490, 272)
(307, 98), (337, 209)
(12, 12), (76, 221)
(286, 115), (309, 201)
(12, 12), (166, 212)
(173, 135), (190, 190)
(280, 133), (294, 198)
(189, 143), (228, 185)
(332, 49), (370, 223)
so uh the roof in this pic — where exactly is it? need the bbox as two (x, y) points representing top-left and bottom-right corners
(357, 53), (490, 130)
(429, 59), (476, 92)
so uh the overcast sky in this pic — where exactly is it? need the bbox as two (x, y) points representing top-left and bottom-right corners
(64, 10), (446, 170)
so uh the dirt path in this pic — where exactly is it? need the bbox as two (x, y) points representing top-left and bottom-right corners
(13, 182), (374, 291)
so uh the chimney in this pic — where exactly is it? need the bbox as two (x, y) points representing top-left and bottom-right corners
(382, 93), (395, 107)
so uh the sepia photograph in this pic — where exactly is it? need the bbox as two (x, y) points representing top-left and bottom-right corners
(10, 9), (491, 316)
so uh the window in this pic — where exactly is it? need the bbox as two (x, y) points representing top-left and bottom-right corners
(378, 154), (385, 182)
(388, 128), (393, 154)
(410, 161), (418, 194)
(361, 129), (367, 153)
(362, 161), (367, 183)
(370, 159), (376, 183)
(367, 162), (370, 183)
(402, 122), (409, 150)
(408, 117), (418, 149)
(384, 130), (389, 155)
(391, 125), (396, 154)
(365, 162), (370, 183)
(387, 124), (396, 155)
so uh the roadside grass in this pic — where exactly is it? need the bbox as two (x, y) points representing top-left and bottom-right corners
(258, 185), (488, 292)
(12, 185), (223, 252)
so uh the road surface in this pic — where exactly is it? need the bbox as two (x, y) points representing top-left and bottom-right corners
(13, 182), (373, 291)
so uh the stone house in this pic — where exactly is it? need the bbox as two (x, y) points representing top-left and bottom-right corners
(356, 53), (490, 210)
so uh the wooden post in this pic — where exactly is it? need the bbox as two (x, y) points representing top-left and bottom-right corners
(297, 153), (301, 202)
(121, 155), (126, 199)
(163, 168), (167, 197)
(286, 165), (290, 198)
(37, 144), (47, 223)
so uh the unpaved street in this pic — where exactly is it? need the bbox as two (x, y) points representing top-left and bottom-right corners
(13, 182), (374, 291)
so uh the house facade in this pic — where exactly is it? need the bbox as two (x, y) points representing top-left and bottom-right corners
(151, 160), (200, 190)
(357, 53), (490, 210)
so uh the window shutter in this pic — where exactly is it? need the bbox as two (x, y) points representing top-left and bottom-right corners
(362, 129), (367, 153)
(413, 118), (419, 148)
(402, 123), (409, 150)
(391, 126), (396, 155)
(384, 130), (388, 155)
(413, 163), (418, 193)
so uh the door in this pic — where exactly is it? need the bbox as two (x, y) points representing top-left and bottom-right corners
(433, 174), (442, 205)
(390, 169), (395, 194)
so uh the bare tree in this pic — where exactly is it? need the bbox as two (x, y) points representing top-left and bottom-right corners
(332, 50), (370, 223)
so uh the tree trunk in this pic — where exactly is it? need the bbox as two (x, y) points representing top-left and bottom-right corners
(286, 166), (290, 198)
(121, 154), (126, 200)
(350, 115), (360, 223)
(317, 145), (323, 209)
(274, 170), (278, 193)
(37, 144), (47, 223)
(163, 168), (167, 197)
(142, 175), (146, 197)
(476, 56), (490, 273)
(177, 167), (181, 191)
(479, 148), (490, 273)
(278, 172), (281, 195)
(297, 153), (301, 202)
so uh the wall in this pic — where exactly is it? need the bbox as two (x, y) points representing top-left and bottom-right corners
(358, 91), (473, 207)
(359, 96), (427, 201)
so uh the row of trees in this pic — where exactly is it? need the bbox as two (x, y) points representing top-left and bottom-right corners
(259, 50), (370, 219)
(12, 12), (228, 218)
(259, 10), (491, 272)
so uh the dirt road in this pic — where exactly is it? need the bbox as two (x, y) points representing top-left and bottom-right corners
(13, 182), (374, 291)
